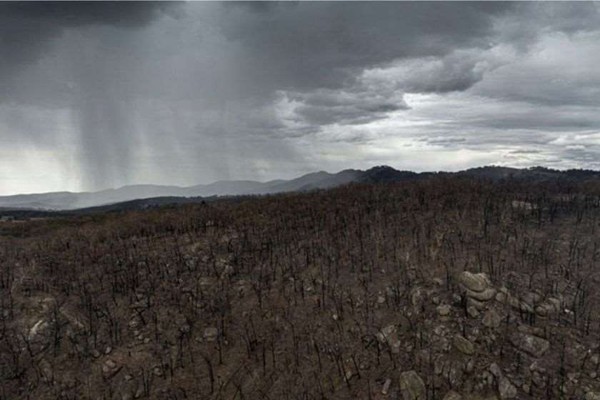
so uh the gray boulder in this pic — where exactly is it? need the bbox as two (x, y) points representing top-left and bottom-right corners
(482, 309), (502, 328)
(510, 332), (550, 358)
(459, 271), (491, 292)
(453, 335), (475, 355)
(399, 370), (426, 400)
(443, 390), (463, 400)
(498, 376), (517, 399)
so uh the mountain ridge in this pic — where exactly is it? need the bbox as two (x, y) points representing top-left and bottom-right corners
(2, 165), (600, 211)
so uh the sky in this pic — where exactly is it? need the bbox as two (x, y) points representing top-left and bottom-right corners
(1, 2), (600, 195)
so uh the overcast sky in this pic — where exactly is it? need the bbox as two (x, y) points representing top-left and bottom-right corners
(1, 2), (600, 195)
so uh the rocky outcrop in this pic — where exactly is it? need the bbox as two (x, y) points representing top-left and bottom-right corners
(459, 272), (491, 293)
(535, 297), (562, 317)
(497, 378), (517, 399)
(399, 370), (426, 400)
(458, 272), (496, 315)
(489, 363), (517, 399)
(510, 332), (550, 358)
(482, 309), (502, 329)
(453, 335), (475, 355)
(443, 391), (463, 400)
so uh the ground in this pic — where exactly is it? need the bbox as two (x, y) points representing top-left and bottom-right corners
(1, 178), (600, 399)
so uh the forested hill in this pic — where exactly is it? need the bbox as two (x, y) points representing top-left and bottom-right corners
(2, 177), (600, 398)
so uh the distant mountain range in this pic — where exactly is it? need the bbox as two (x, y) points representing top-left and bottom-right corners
(1, 165), (600, 211)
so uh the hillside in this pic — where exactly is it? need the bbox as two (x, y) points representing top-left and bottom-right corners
(2, 165), (600, 211)
(2, 177), (600, 399)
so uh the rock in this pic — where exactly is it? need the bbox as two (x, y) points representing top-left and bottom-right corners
(453, 335), (475, 355)
(399, 370), (426, 400)
(377, 324), (401, 353)
(517, 301), (534, 314)
(547, 297), (562, 310)
(382, 378), (392, 395)
(465, 358), (475, 373)
(390, 341), (402, 354)
(443, 391), (463, 400)
(498, 377), (517, 399)
(452, 293), (463, 305)
(483, 309), (502, 328)
(585, 392), (600, 400)
(535, 298), (561, 317)
(510, 332), (550, 358)
(462, 394), (499, 400)
(467, 306), (480, 318)
(203, 327), (219, 342)
(522, 292), (541, 306)
(465, 287), (497, 302)
(377, 325), (397, 343)
(534, 304), (551, 317)
(102, 359), (121, 378)
(38, 359), (53, 383)
(410, 287), (424, 307)
(345, 370), (353, 381)
(529, 360), (546, 373)
(489, 363), (502, 378)
(437, 304), (451, 317)
(517, 324), (545, 338)
(495, 292), (507, 303)
(28, 319), (49, 341)
(467, 297), (487, 311)
(459, 271), (491, 293)
(531, 371), (545, 388)
(505, 295), (520, 310)
(58, 305), (87, 332)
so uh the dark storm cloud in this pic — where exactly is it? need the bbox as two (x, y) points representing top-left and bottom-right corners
(211, 2), (515, 133)
(285, 85), (408, 127)
(1, 2), (175, 27)
(217, 2), (512, 94)
(0, 2), (177, 77)
(0, 2), (179, 190)
(2, 2), (600, 194)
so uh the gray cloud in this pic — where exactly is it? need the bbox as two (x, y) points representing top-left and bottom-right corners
(216, 2), (511, 94)
(0, 2), (177, 80)
(2, 2), (600, 194)
(0, 2), (180, 190)
(1, 2), (176, 26)
(285, 86), (408, 128)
